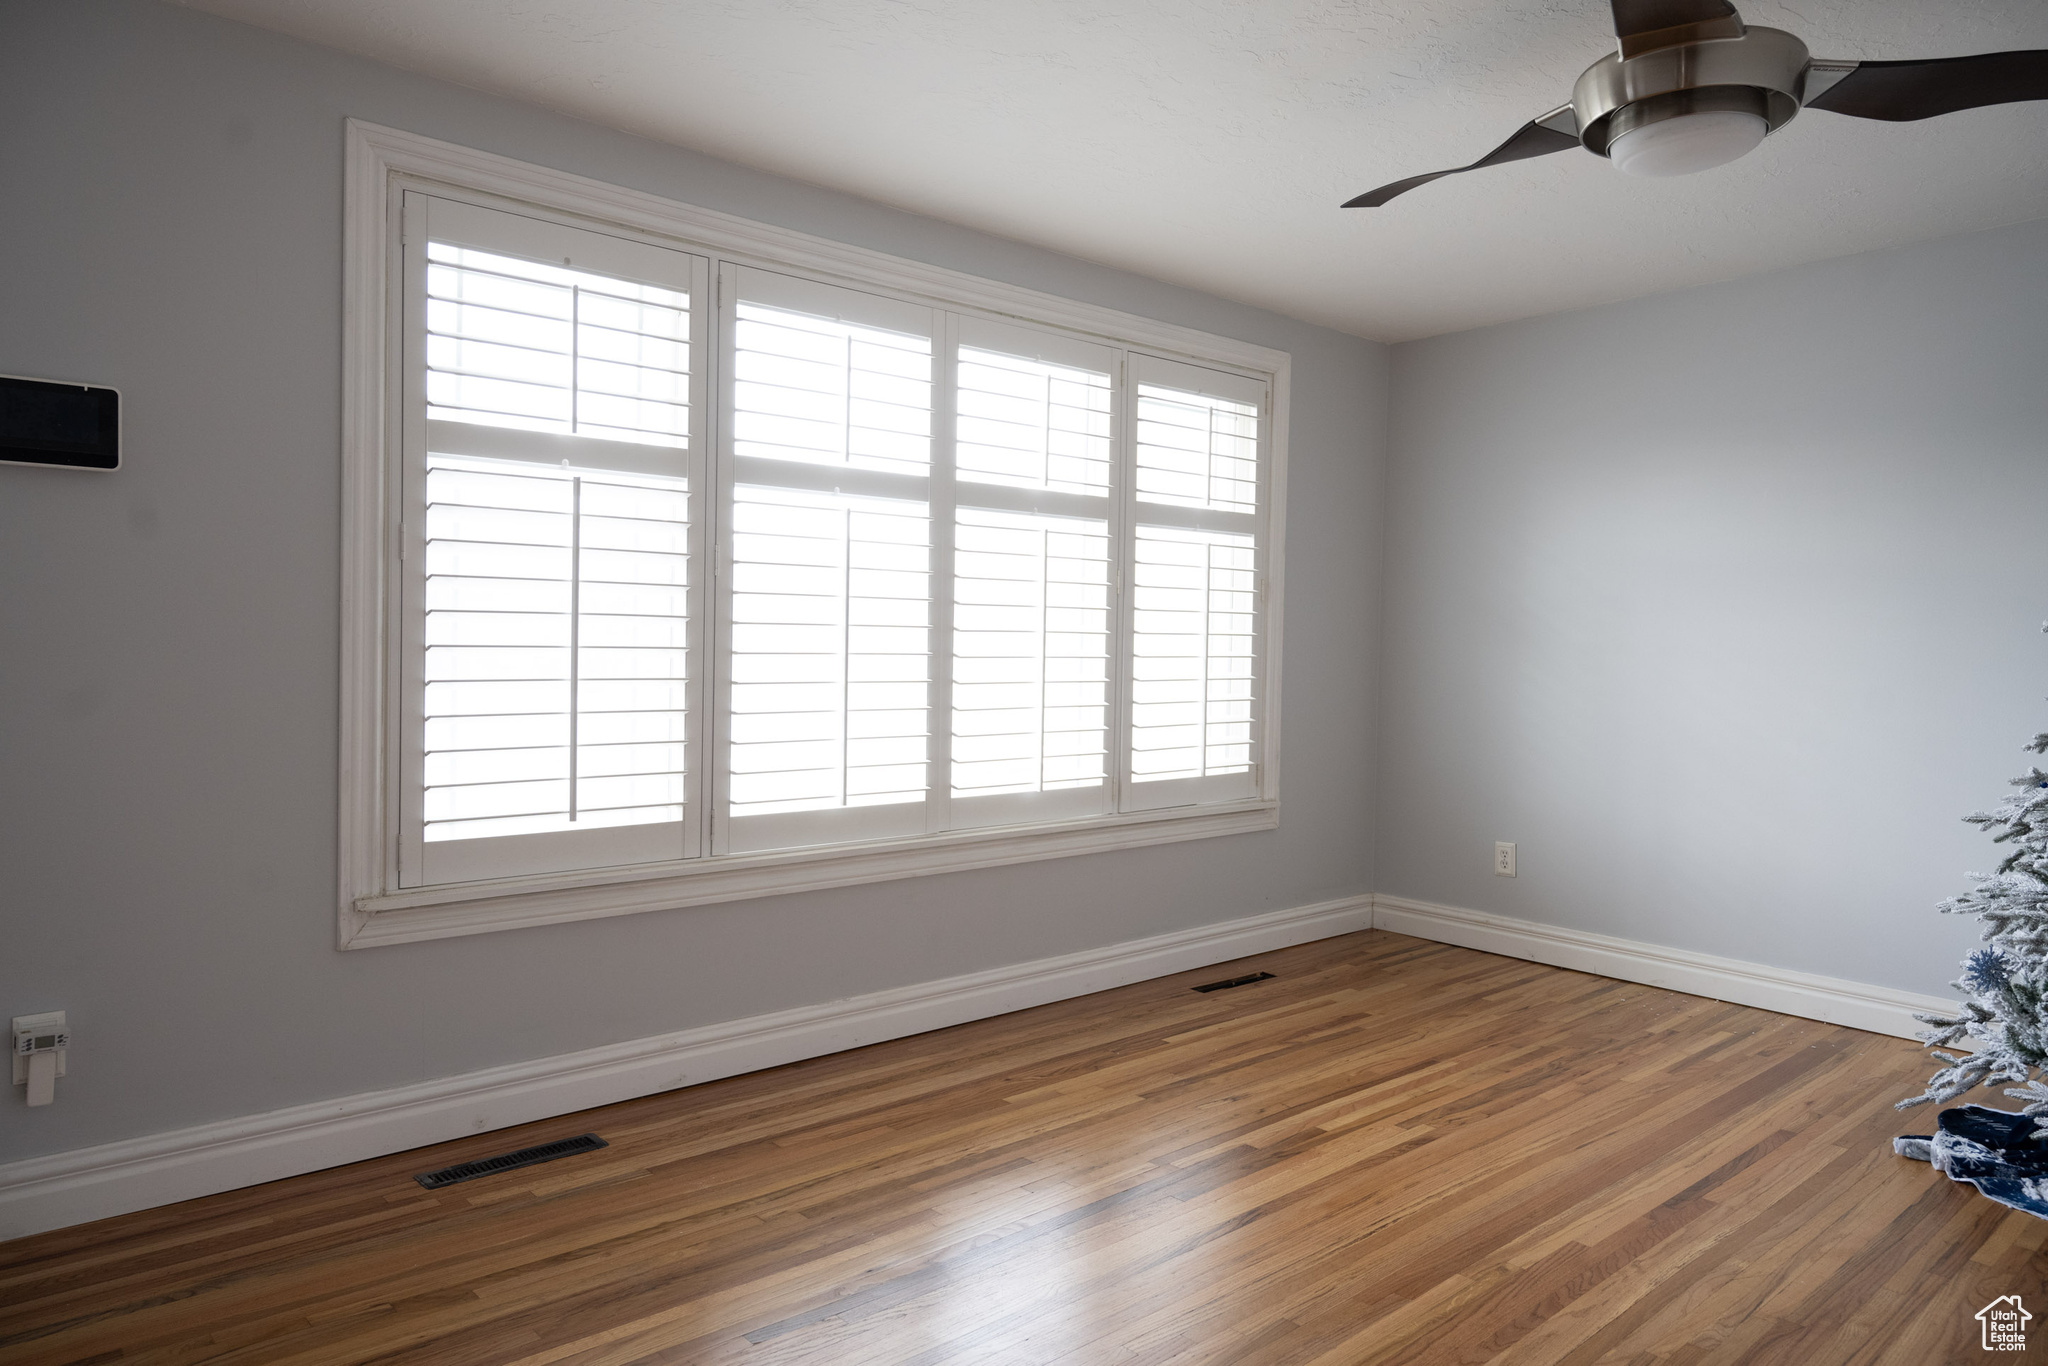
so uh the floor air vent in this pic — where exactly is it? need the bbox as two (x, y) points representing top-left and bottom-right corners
(414, 1133), (608, 1189)
(1192, 971), (1276, 994)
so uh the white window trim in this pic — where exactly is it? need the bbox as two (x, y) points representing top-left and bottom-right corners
(340, 120), (1289, 950)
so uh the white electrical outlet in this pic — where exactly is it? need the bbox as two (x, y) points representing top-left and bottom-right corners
(13, 1012), (68, 1107)
(1495, 842), (1517, 877)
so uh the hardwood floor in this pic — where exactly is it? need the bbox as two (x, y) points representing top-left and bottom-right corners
(2, 929), (2043, 1364)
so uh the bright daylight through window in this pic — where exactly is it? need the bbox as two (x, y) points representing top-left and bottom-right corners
(347, 146), (1282, 935)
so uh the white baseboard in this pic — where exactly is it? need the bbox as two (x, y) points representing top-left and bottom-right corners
(0, 894), (1372, 1241)
(5, 891), (1960, 1243)
(1371, 893), (1956, 1041)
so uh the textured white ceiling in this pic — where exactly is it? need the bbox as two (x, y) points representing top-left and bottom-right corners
(174, 0), (2048, 341)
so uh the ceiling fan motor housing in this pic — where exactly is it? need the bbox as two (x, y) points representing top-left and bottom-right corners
(1573, 26), (1810, 157)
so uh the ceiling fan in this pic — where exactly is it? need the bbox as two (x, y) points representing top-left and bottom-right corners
(1345, 0), (2048, 207)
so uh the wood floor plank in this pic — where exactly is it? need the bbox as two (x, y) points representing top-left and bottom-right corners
(2, 930), (2042, 1365)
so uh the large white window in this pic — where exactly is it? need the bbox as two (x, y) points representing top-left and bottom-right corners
(340, 124), (1286, 946)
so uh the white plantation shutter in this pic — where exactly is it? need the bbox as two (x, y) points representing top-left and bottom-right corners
(420, 459), (689, 842)
(946, 317), (1120, 828)
(956, 346), (1113, 494)
(402, 194), (708, 886)
(718, 268), (937, 853)
(730, 268), (933, 476)
(1133, 371), (1259, 515)
(725, 485), (932, 839)
(1128, 524), (1256, 780)
(951, 507), (1112, 823)
(1123, 355), (1267, 812)
(422, 201), (694, 452)
(378, 186), (1277, 904)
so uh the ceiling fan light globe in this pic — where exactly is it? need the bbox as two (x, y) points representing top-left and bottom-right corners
(1608, 109), (1769, 177)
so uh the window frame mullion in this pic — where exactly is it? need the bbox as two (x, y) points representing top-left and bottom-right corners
(678, 249), (714, 863)
(925, 309), (957, 835)
(708, 259), (741, 858)
(1109, 346), (1137, 815)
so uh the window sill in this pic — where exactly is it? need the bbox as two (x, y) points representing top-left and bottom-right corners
(341, 801), (1278, 948)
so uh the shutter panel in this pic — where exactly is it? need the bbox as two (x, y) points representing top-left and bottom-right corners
(956, 344), (1113, 495)
(946, 317), (1120, 828)
(1123, 355), (1266, 812)
(421, 457), (572, 841)
(726, 485), (931, 827)
(950, 507), (1112, 825)
(1133, 364), (1259, 515)
(403, 194), (707, 886)
(423, 205), (694, 449)
(730, 268), (933, 476)
(720, 268), (936, 854)
(421, 460), (689, 840)
(1127, 524), (1257, 783)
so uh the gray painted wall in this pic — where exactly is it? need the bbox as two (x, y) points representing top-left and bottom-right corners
(1380, 217), (2048, 999)
(0, 0), (1387, 1162)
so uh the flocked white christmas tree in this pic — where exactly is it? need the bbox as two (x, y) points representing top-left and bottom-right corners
(1899, 661), (2048, 1135)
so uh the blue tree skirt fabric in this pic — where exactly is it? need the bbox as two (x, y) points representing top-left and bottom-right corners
(1895, 1105), (2048, 1220)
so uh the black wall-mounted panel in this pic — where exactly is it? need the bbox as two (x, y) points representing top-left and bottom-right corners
(0, 375), (120, 470)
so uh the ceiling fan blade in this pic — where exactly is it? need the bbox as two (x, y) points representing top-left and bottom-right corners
(1609, 0), (1743, 59)
(1344, 116), (1579, 208)
(1804, 50), (2048, 121)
